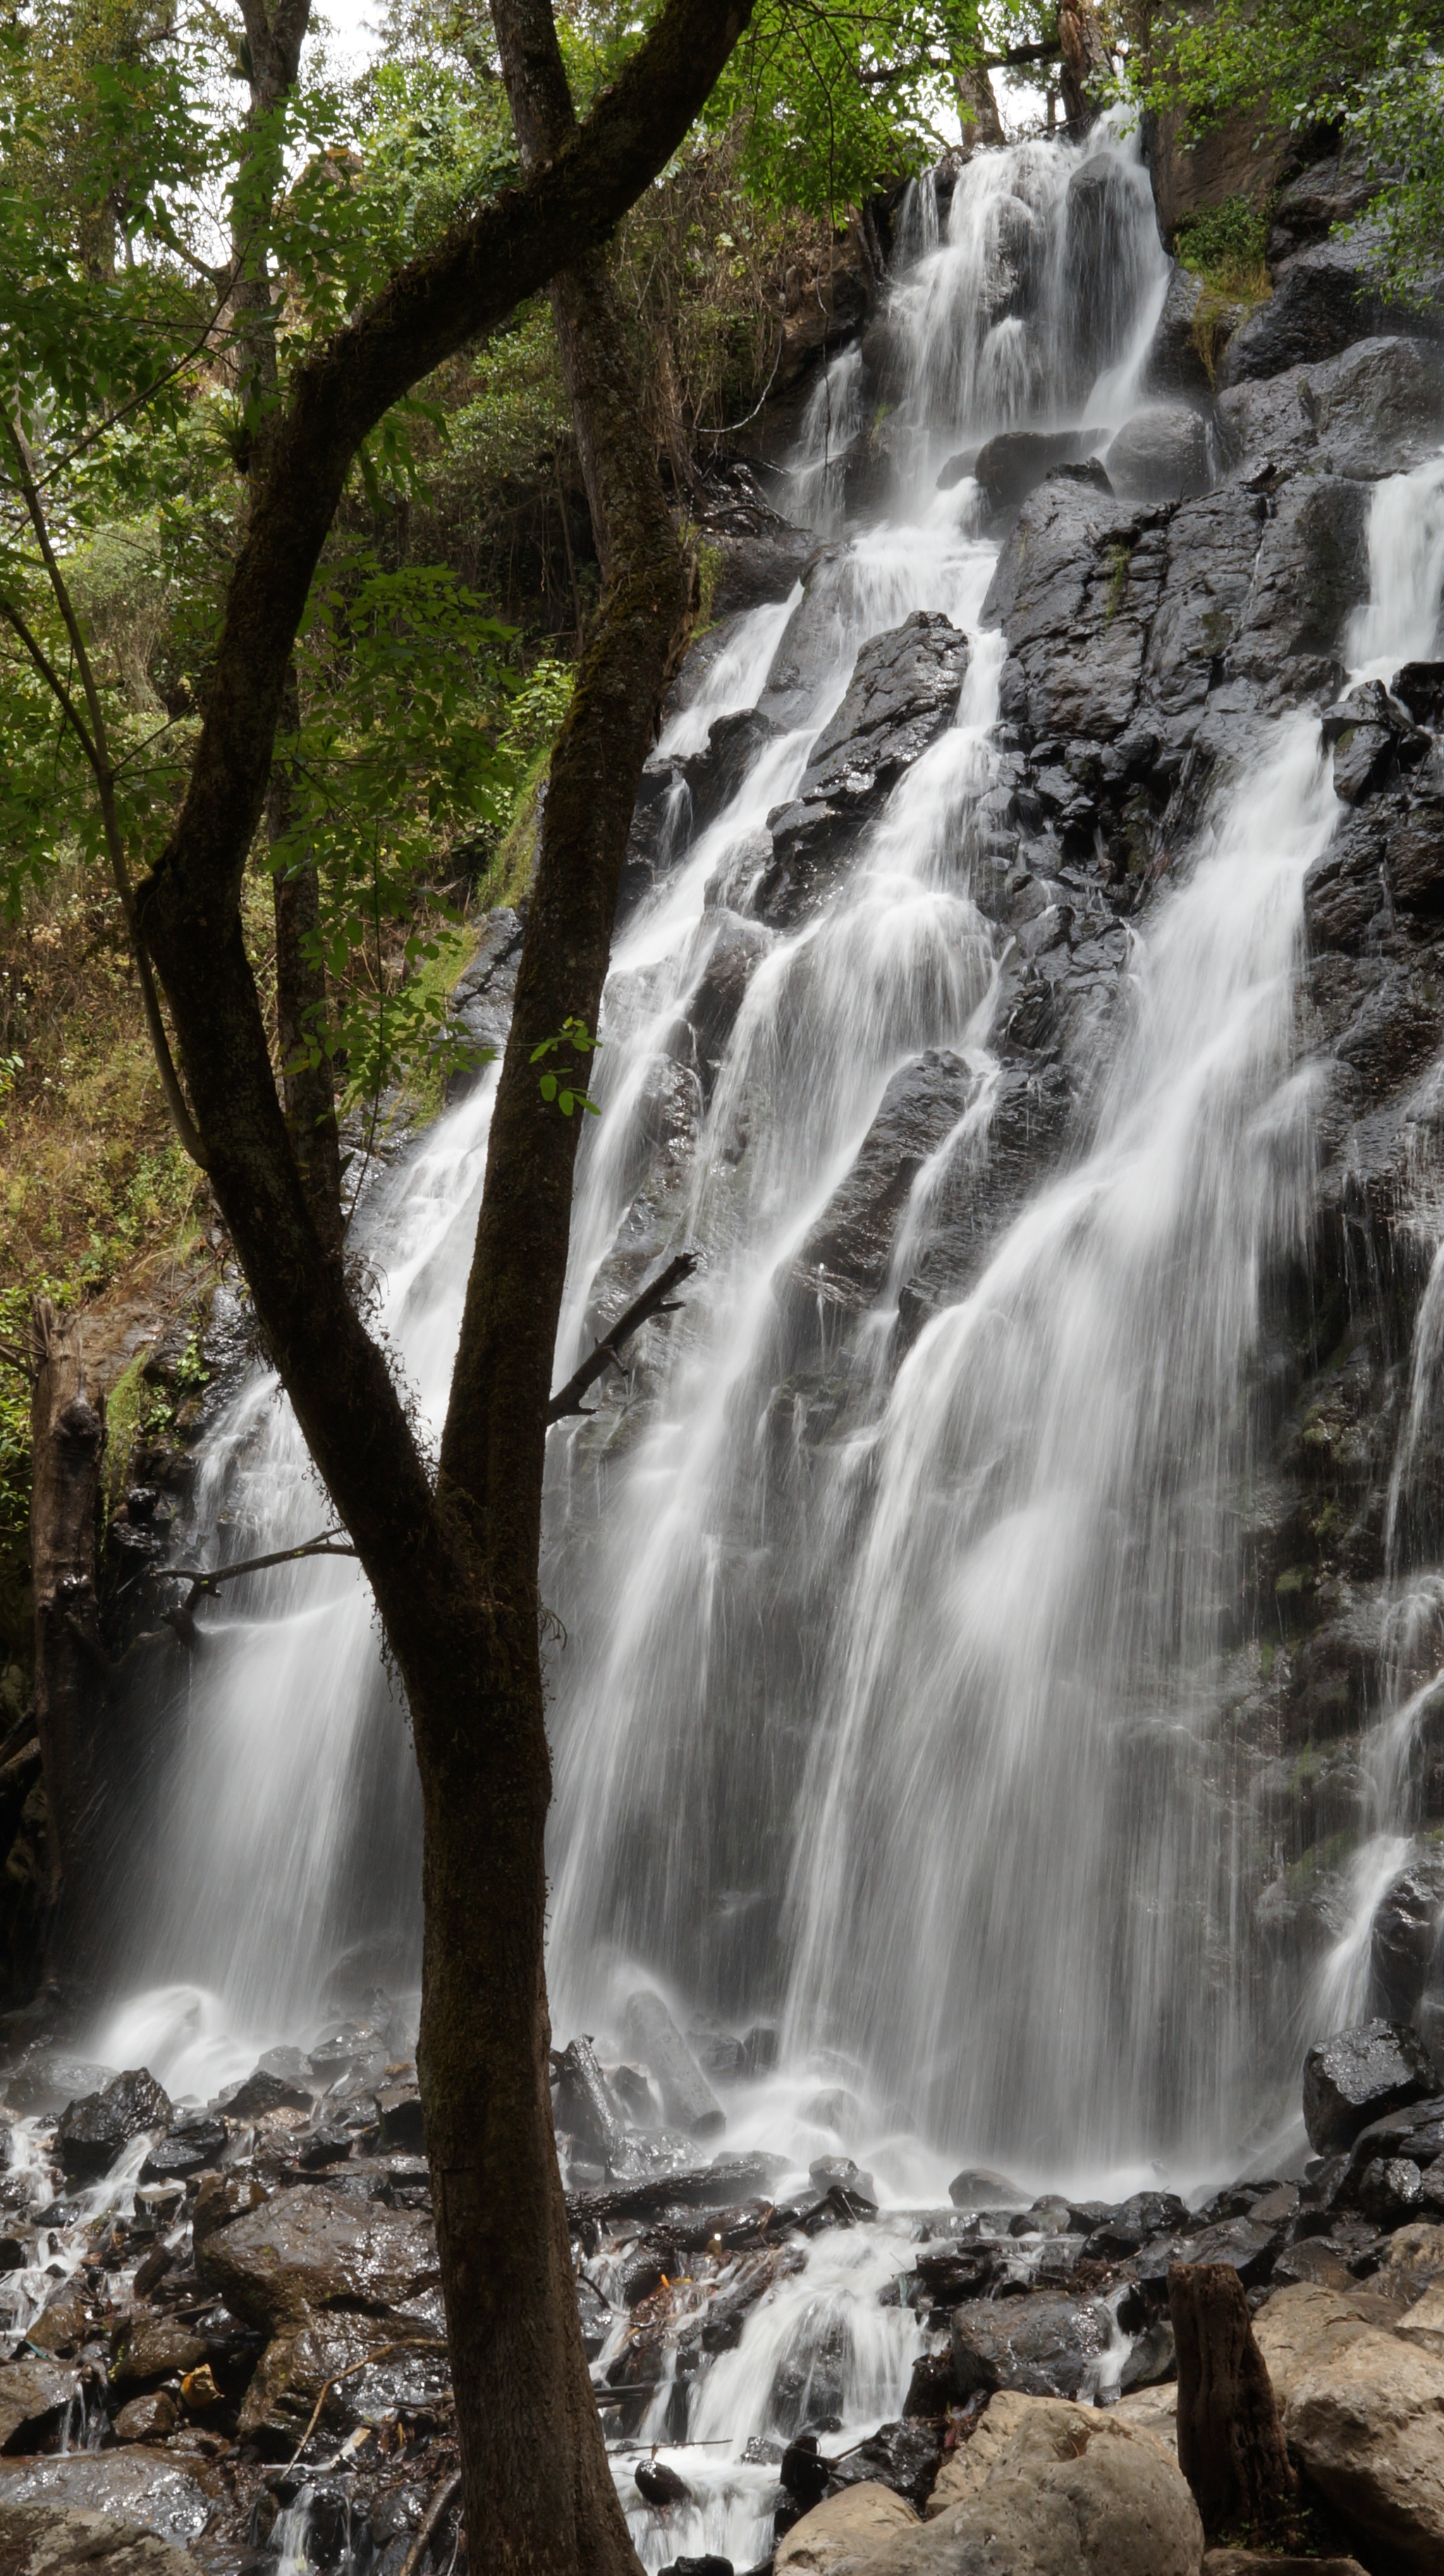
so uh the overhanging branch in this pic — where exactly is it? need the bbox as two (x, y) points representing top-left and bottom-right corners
(546, 1250), (699, 1423)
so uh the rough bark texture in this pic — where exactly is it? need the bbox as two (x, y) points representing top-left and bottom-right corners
(1170, 2260), (1297, 2537)
(235, 6), (344, 1253)
(127, 4), (746, 2568)
(405, 9), (692, 2568)
(1058, 0), (1108, 133)
(26, 1299), (105, 1887)
(268, 663), (343, 1252)
(956, 61), (1004, 152)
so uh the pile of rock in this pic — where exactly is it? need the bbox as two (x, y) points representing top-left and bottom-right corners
(0, 2028), (455, 2576)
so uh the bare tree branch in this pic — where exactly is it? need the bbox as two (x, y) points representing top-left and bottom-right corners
(161, 1527), (358, 1593)
(546, 1251), (699, 1424)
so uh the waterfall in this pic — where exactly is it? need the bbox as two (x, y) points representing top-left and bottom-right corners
(1289, 451), (1444, 2049)
(781, 716), (1337, 2171)
(90, 114), (1434, 2200)
(541, 114), (1285, 2188)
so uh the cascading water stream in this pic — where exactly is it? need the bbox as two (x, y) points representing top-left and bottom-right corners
(781, 716), (1339, 2171)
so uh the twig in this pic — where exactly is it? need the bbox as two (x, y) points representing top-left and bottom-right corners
(160, 1528), (358, 1593)
(546, 1251), (699, 1424)
(698, 327), (786, 436)
(285, 2336), (444, 2468)
(397, 2470), (463, 2576)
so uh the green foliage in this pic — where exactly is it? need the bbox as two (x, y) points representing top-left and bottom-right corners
(271, 558), (520, 1111)
(530, 1016), (601, 1118)
(1173, 194), (1269, 299)
(711, 2), (982, 220)
(496, 656), (573, 763)
(1137, 1), (1444, 296)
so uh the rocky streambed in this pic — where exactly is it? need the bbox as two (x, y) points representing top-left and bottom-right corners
(1, 2002), (1443, 2575)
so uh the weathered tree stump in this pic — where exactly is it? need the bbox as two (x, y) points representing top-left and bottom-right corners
(1169, 2259), (1296, 2537)
(27, 1296), (106, 1884)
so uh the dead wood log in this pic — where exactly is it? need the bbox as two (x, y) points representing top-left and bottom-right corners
(26, 1297), (106, 1880)
(1170, 2259), (1296, 2537)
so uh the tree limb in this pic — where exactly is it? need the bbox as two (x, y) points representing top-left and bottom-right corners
(161, 1527), (357, 1593)
(546, 1251), (699, 1423)
(138, 0), (757, 952)
(2, 421), (209, 1169)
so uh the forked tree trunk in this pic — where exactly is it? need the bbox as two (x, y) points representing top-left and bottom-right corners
(1170, 2259), (1297, 2537)
(1058, 0), (1109, 133)
(406, 12), (694, 2570)
(131, 6), (750, 2567)
(27, 1299), (106, 1887)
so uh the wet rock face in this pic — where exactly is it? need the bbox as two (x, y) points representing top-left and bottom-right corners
(949, 2288), (1116, 2400)
(1220, 232), (1436, 388)
(56, 2070), (171, 2183)
(1371, 1856), (1444, 2022)
(692, 458), (814, 620)
(973, 427), (1099, 513)
(1104, 405), (1212, 504)
(197, 2183), (438, 2330)
(790, 1050), (979, 1320)
(757, 611), (969, 925)
(1302, 2021), (1440, 2152)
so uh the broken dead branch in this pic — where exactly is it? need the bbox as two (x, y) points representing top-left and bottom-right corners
(546, 1250), (699, 1424)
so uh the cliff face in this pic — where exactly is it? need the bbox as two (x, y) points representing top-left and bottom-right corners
(558, 135), (1444, 2078)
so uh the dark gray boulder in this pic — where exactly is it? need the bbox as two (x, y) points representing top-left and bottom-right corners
(790, 1050), (979, 1318)
(1220, 233), (1428, 387)
(948, 2166), (1027, 2209)
(1392, 662), (1444, 727)
(1182, 2215), (1282, 2285)
(1371, 1852), (1444, 2020)
(1356, 2154), (1426, 2226)
(1268, 152), (1384, 268)
(682, 913), (773, 1091)
(1105, 405), (1212, 503)
(1081, 2190), (1189, 2259)
(757, 546), (855, 726)
(820, 2417), (945, 2514)
(1217, 336), (1444, 482)
(1302, 2019), (1439, 2152)
(683, 709), (785, 835)
(950, 2289), (1115, 2399)
(1230, 474), (1371, 700)
(138, 2113), (226, 2185)
(223, 2063), (312, 2120)
(554, 2036), (625, 2169)
(56, 2068), (173, 2182)
(694, 460), (813, 619)
(986, 474), (1170, 748)
(1146, 265), (1216, 405)
(1316, 336), (1444, 477)
(625, 1990), (726, 2138)
(1143, 484), (1269, 724)
(0, 2353), (80, 2453)
(757, 612), (969, 924)
(974, 428), (1097, 513)
(1340, 2091), (1444, 2191)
